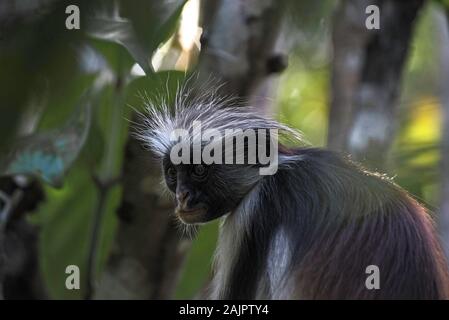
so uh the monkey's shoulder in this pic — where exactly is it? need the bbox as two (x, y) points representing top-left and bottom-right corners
(278, 147), (403, 198)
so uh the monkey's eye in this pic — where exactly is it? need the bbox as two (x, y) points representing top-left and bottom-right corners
(167, 167), (177, 179)
(192, 164), (207, 178)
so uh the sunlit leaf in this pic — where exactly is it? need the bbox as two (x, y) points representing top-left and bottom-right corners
(400, 98), (441, 144)
(152, 0), (188, 52)
(86, 0), (188, 75)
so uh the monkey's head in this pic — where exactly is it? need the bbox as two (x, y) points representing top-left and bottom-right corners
(136, 90), (301, 224)
(161, 160), (261, 224)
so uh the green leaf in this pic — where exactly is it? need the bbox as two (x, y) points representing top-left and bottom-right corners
(86, 0), (188, 75)
(38, 74), (96, 131)
(433, 0), (449, 9)
(175, 221), (219, 299)
(86, 14), (151, 73)
(125, 71), (187, 110)
(78, 112), (106, 169)
(2, 99), (92, 187)
(88, 39), (136, 76)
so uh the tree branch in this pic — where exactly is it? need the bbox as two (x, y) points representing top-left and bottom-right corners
(328, 0), (424, 171)
(198, 0), (287, 100)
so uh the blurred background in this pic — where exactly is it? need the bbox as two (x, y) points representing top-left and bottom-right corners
(0, 0), (449, 299)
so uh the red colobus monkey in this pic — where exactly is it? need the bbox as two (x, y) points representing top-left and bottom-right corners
(138, 91), (449, 299)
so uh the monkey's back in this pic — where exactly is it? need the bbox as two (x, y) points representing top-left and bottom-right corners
(273, 148), (449, 299)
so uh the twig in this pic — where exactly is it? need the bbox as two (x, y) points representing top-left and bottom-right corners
(84, 71), (125, 299)
(84, 175), (120, 300)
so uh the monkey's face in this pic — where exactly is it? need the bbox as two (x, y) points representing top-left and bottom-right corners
(162, 159), (260, 224)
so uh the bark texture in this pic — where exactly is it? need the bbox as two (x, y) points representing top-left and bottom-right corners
(198, 0), (287, 100)
(329, 0), (424, 170)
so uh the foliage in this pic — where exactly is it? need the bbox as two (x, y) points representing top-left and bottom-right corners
(0, 0), (188, 299)
(0, 0), (446, 299)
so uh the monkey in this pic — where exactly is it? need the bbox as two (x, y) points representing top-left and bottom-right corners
(136, 90), (449, 300)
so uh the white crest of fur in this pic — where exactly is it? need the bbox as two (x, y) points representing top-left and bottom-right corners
(134, 82), (304, 159)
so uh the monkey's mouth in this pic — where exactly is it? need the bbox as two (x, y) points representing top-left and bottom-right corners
(175, 207), (208, 224)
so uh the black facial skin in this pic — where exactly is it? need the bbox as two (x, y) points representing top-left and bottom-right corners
(162, 157), (255, 224)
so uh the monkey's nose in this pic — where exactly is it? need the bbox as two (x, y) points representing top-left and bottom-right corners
(176, 191), (190, 204)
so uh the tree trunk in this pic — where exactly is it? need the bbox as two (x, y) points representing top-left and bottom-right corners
(94, 136), (191, 299)
(198, 0), (288, 101)
(95, 0), (288, 299)
(328, 0), (424, 171)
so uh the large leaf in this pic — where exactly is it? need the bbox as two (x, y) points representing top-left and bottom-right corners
(86, 0), (188, 75)
(86, 14), (150, 73)
(1, 100), (91, 187)
(0, 1), (88, 153)
(125, 70), (187, 110)
(152, 0), (188, 54)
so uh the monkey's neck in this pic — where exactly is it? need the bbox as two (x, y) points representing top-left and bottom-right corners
(211, 180), (288, 299)
(211, 165), (322, 299)
(212, 148), (449, 299)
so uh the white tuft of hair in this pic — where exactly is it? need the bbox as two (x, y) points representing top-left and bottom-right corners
(133, 81), (304, 159)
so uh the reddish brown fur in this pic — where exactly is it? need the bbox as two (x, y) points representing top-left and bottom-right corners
(293, 177), (449, 299)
